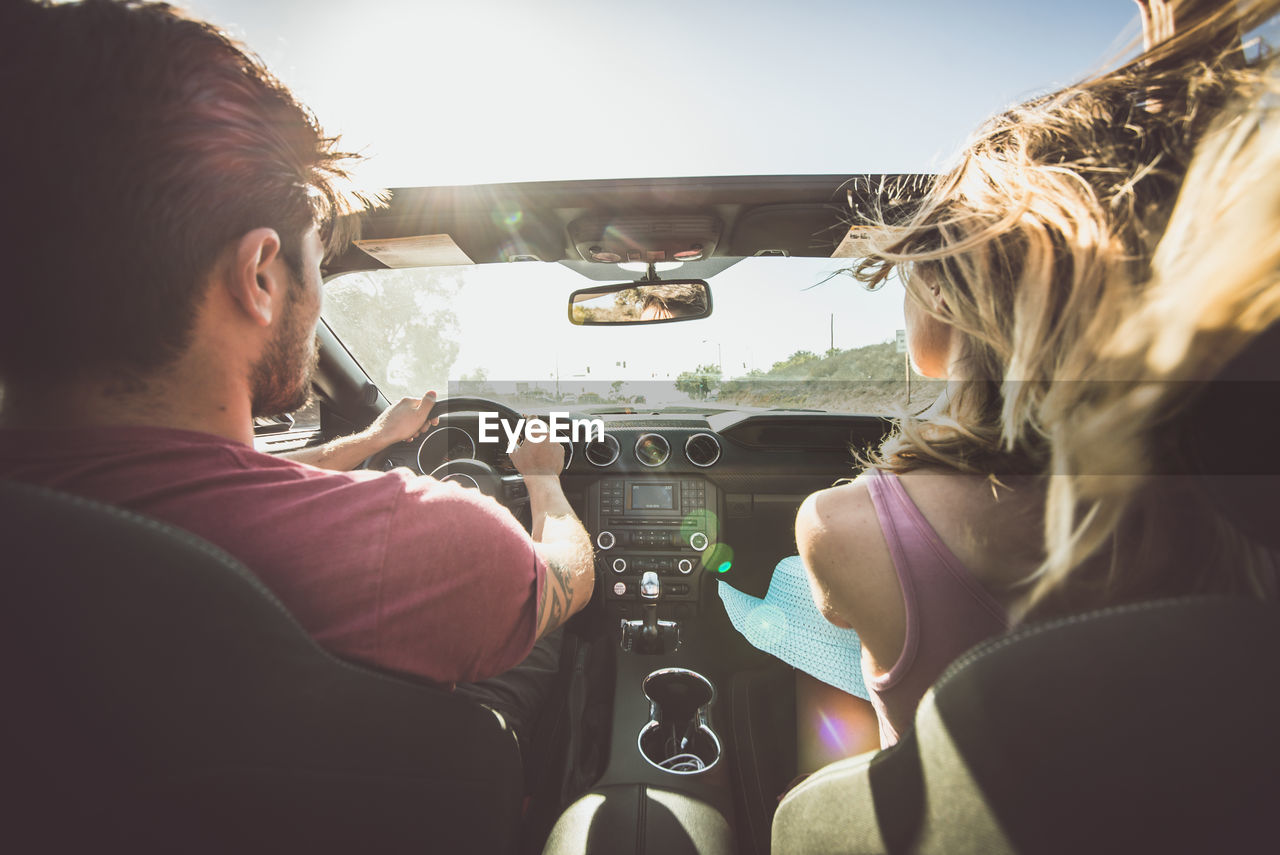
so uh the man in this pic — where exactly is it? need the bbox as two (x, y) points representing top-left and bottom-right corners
(0, 0), (593, 745)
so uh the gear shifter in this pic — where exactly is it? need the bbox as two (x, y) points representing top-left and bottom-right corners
(621, 571), (680, 654)
(638, 572), (661, 651)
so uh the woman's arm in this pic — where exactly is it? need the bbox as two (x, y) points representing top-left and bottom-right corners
(795, 479), (907, 679)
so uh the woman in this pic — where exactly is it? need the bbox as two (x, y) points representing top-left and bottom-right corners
(766, 0), (1280, 759)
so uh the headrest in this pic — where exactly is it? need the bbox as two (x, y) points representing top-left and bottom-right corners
(1183, 322), (1280, 548)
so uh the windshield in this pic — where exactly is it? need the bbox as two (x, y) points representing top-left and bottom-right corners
(323, 258), (941, 414)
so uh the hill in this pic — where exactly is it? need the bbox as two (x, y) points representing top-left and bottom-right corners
(715, 340), (944, 413)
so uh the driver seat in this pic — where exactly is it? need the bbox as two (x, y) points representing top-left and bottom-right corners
(0, 479), (524, 854)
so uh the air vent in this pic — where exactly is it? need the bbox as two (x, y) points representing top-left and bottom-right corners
(635, 433), (671, 468)
(585, 434), (621, 467)
(684, 433), (722, 468)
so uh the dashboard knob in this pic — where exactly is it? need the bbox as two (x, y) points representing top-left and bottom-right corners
(597, 530), (616, 550)
(612, 557), (628, 574)
(677, 558), (694, 575)
(689, 532), (709, 552)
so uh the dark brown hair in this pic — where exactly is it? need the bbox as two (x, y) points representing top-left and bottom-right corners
(0, 0), (359, 385)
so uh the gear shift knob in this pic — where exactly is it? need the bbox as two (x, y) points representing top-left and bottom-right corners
(620, 571), (680, 654)
(639, 571), (660, 600)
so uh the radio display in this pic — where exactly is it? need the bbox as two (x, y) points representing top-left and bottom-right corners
(631, 483), (674, 510)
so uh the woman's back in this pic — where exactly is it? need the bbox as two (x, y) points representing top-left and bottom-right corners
(799, 467), (1043, 742)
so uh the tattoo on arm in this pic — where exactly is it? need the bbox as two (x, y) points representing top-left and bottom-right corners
(537, 556), (575, 637)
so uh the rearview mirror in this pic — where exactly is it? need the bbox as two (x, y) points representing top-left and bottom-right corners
(568, 280), (712, 326)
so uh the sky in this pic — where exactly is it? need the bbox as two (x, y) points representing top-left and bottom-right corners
(181, 0), (1142, 188)
(179, 0), (1145, 394)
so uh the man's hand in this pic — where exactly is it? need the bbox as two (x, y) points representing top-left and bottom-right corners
(368, 392), (439, 445)
(281, 391), (438, 471)
(508, 418), (564, 477)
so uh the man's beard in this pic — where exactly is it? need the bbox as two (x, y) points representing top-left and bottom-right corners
(250, 295), (319, 418)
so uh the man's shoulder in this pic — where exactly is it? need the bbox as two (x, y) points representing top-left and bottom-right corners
(1, 424), (407, 510)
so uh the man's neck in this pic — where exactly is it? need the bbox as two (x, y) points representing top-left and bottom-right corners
(1, 361), (255, 446)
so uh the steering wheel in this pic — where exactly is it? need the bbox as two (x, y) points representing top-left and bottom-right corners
(421, 396), (528, 505)
(364, 396), (537, 509)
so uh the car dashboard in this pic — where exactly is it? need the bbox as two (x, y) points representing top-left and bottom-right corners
(373, 409), (891, 623)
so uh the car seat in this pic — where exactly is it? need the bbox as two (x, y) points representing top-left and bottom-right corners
(0, 480), (525, 854)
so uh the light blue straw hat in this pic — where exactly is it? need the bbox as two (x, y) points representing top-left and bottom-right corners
(718, 555), (868, 699)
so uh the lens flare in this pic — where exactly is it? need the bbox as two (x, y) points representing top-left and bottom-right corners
(744, 603), (787, 648)
(815, 708), (849, 755)
(703, 540), (734, 574)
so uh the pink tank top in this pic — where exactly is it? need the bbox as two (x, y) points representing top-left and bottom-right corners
(863, 468), (1010, 746)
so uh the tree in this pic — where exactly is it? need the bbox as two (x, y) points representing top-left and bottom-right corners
(324, 269), (462, 398)
(458, 367), (494, 397)
(675, 363), (722, 401)
(769, 350), (820, 377)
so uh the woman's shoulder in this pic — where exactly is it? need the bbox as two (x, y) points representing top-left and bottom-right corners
(796, 473), (879, 550)
(797, 475), (893, 593)
(796, 471), (907, 659)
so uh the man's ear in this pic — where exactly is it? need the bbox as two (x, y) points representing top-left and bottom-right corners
(226, 228), (285, 327)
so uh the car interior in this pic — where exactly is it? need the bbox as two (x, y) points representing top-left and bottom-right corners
(6, 165), (1279, 854)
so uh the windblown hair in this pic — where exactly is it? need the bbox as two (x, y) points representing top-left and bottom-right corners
(0, 0), (365, 387)
(641, 283), (709, 318)
(1024, 69), (1280, 619)
(848, 0), (1279, 482)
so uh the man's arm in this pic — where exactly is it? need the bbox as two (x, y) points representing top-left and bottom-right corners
(508, 430), (595, 639)
(282, 392), (438, 471)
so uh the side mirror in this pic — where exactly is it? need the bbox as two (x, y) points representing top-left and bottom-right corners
(568, 280), (712, 326)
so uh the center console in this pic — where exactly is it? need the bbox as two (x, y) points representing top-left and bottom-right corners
(542, 477), (736, 854)
(588, 477), (719, 624)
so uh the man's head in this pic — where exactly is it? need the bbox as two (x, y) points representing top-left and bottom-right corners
(0, 0), (357, 402)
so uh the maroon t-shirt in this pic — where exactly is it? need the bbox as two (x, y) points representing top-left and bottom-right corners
(0, 426), (546, 685)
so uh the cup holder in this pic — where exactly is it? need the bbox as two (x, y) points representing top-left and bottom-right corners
(638, 668), (721, 775)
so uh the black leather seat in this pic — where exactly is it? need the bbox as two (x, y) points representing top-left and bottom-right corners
(773, 325), (1280, 854)
(0, 480), (524, 854)
(773, 595), (1280, 854)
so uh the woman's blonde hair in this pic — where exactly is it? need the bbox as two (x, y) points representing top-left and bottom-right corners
(851, 0), (1274, 477)
(1023, 68), (1280, 618)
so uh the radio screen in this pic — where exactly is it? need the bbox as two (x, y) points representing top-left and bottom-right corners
(631, 484), (674, 510)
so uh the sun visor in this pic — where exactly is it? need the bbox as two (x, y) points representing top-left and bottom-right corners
(727, 203), (846, 258)
(353, 234), (474, 268)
